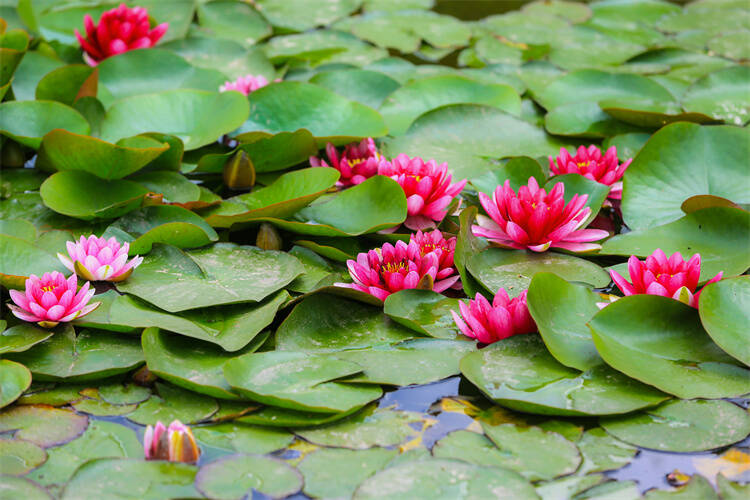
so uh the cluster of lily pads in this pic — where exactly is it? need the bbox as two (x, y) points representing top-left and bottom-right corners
(0, 0), (749, 498)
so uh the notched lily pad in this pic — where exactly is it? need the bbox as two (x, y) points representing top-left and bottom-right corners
(0, 405), (88, 447)
(195, 454), (303, 500)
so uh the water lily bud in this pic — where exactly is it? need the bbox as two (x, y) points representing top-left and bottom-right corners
(223, 150), (255, 190)
(167, 420), (200, 463)
(256, 223), (282, 251)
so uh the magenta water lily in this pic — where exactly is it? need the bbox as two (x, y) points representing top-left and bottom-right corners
(220, 74), (275, 95)
(7, 272), (99, 328)
(452, 289), (536, 344)
(144, 420), (200, 463)
(549, 146), (631, 200)
(310, 138), (386, 187)
(58, 235), (143, 282)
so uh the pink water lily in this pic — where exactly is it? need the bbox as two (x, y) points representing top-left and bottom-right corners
(473, 177), (609, 253)
(75, 4), (168, 65)
(58, 235), (143, 282)
(144, 420), (200, 463)
(549, 145), (631, 200)
(7, 272), (99, 328)
(411, 230), (459, 288)
(451, 289), (536, 344)
(338, 239), (459, 301)
(310, 138), (386, 187)
(219, 74), (276, 95)
(610, 249), (723, 308)
(378, 154), (467, 231)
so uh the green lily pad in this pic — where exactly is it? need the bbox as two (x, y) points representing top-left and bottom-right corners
(470, 156), (546, 195)
(0, 325), (53, 355)
(34, 64), (97, 106)
(0, 100), (89, 149)
(72, 393), (137, 418)
(527, 273), (603, 371)
(544, 102), (646, 138)
(0, 438), (46, 475)
(287, 245), (343, 294)
(698, 276), (750, 366)
(0, 405), (88, 447)
(237, 82), (387, 144)
(162, 37), (275, 81)
(0, 475), (52, 499)
(718, 474), (750, 500)
(621, 123), (750, 230)
(98, 383), (150, 405)
(601, 399), (750, 452)
(6, 326), (143, 382)
(16, 384), (86, 407)
(238, 404), (363, 428)
(576, 428), (638, 475)
(0, 219), (36, 241)
(100, 89), (249, 150)
(682, 65), (750, 125)
(708, 30), (750, 61)
(116, 243), (303, 312)
(258, 0), (361, 32)
(192, 422), (293, 454)
(599, 99), (719, 128)
(60, 458), (199, 500)
(0, 232), (69, 289)
(310, 69), (400, 109)
(195, 454), (302, 500)
(127, 382), (219, 426)
(128, 170), (201, 204)
(195, 0), (271, 47)
(276, 294), (415, 352)
(299, 447), (398, 499)
(383, 289), (461, 339)
(468, 248), (609, 298)
(295, 405), (422, 449)
(0, 360), (32, 409)
(380, 75), (521, 136)
(535, 474), (607, 500)
(460, 334), (669, 416)
(28, 421), (141, 486)
(589, 295), (750, 399)
(354, 458), (538, 499)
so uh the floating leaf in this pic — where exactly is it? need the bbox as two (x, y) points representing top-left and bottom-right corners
(192, 422), (294, 454)
(195, 454), (302, 500)
(576, 428), (637, 475)
(0, 438), (46, 475)
(127, 382), (219, 426)
(383, 289), (461, 339)
(0, 476), (50, 500)
(698, 276), (750, 366)
(0, 360), (32, 409)
(682, 66), (750, 125)
(0, 100), (89, 149)
(310, 69), (400, 109)
(0, 405), (88, 448)
(162, 37), (275, 81)
(195, 1), (271, 47)
(258, 0), (361, 32)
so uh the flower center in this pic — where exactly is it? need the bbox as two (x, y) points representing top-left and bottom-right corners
(576, 161), (590, 169)
(381, 261), (408, 274)
(406, 174), (423, 182)
(347, 158), (365, 167)
(41, 285), (57, 292)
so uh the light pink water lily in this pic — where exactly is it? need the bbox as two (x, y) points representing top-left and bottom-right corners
(144, 420), (200, 463)
(58, 235), (143, 282)
(7, 272), (99, 328)
(338, 239), (459, 301)
(219, 74), (276, 95)
(451, 289), (536, 344)
(75, 4), (168, 65)
(473, 177), (609, 253)
(411, 230), (459, 288)
(378, 154), (467, 231)
(549, 145), (631, 200)
(310, 138), (386, 187)
(610, 249), (723, 308)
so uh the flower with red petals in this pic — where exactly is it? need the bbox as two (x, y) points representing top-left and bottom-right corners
(451, 289), (536, 344)
(610, 249), (723, 308)
(7, 272), (99, 328)
(378, 154), (467, 231)
(75, 4), (168, 65)
(473, 177), (609, 253)
(310, 138), (386, 187)
(219, 74), (276, 95)
(410, 230), (459, 287)
(144, 420), (200, 463)
(549, 145), (631, 200)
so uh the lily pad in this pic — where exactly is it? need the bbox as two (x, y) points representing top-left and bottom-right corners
(601, 399), (750, 452)
(238, 405), (363, 428)
(258, 0), (361, 32)
(0, 438), (46, 475)
(682, 65), (750, 125)
(0, 325), (53, 355)
(34, 64), (97, 106)
(470, 156), (546, 195)
(0, 232), (69, 289)
(195, 0), (271, 47)
(698, 276), (750, 366)
(545, 102), (646, 138)
(162, 37), (275, 81)
(127, 382), (219, 426)
(195, 454), (302, 500)
(383, 289), (461, 339)
(460, 334), (669, 416)
(116, 243), (303, 312)
(0, 405), (88, 448)
(0, 100), (89, 149)
(310, 69), (400, 109)
(576, 428), (638, 475)
(589, 295), (750, 399)
(0, 476), (51, 499)
(0, 360), (32, 409)
(192, 422), (294, 454)
(225, 351), (382, 413)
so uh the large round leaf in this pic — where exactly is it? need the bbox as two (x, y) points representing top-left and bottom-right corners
(682, 65), (750, 125)
(258, 0), (361, 32)
(0, 233), (68, 289)
(589, 294), (750, 399)
(0, 360), (32, 409)
(380, 75), (521, 136)
(698, 276), (750, 366)
(238, 82), (387, 144)
(383, 289), (461, 339)
(0, 100), (89, 149)
(192, 422), (293, 455)
(0, 324), (53, 354)
(116, 243), (303, 312)
(576, 427), (637, 475)
(0, 476), (52, 500)
(0, 405), (88, 448)
(460, 334), (669, 416)
(601, 399), (750, 452)
(621, 123), (750, 230)
(0, 438), (47, 475)
(195, 0), (271, 47)
(162, 37), (275, 81)
(310, 69), (400, 109)
(224, 351), (382, 413)
(127, 382), (218, 426)
(195, 454), (302, 500)
(100, 89), (250, 150)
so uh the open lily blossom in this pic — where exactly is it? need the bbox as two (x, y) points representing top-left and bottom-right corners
(338, 239), (459, 301)
(378, 154), (467, 231)
(610, 249), (723, 308)
(75, 4), (168, 65)
(7, 272), (99, 328)
(144, 420), (200, 463)
(451, 289), (536, 344)
(473, 177), (610, 253)
(549, 145), (632, 200)
(58, 235), (143, 282)
(411, 230), (459, 287)
(219, 74), (276, 95)
(310, 138), (386, 187)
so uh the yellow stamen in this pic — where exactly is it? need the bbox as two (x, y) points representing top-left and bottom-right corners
(41, 285), (57, 292)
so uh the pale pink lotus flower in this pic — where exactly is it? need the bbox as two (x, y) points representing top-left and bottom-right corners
(337, 239), (459, 301)
(75, 4), (168, 65)
(549, 145), (632, 200)
(219, 74), (277, 95)
(473, 177), (610, 253)
(378, 154), (467, 231)
(610, 249), (723, 308)
(411, 230), (459, 288)
(58, 235), (143, 282)
(144, 420), (200, 463)
(7, 272), (99, 328)
(451, 289), (536, 344)
(310, 138), (387, 187)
